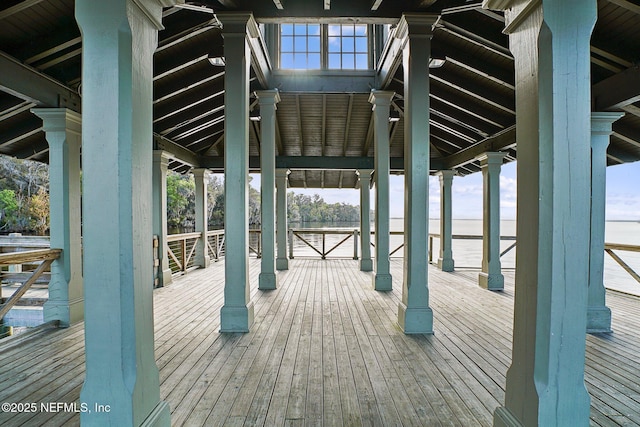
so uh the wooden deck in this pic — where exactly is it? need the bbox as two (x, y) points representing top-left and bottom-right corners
(1, 259), (639, 426)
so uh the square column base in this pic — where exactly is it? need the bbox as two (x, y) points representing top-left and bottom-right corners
(259, 272), (277, 290)
(220, 303), (255, 333)
(197, 255), (211, 269)
(276, 258), (289, 270)
(43, 297), (84, 328)
(587, 306), (612, 333)
(373, 273), (392, 291)
(478, 272), (504, 291)
(360, 258), (373, 272)
(437, 258), (454, 272)
(397, 303), (433, 334)
(140, 401), (171, 427)
(157, 268), (173, 288)
(494, 406), (522, 427)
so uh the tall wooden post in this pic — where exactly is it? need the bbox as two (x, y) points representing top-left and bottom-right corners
(369, 90), (394, 291)
(152, 150), (173, 287)
(276, 169), (289, 270)
(358, 169), (373, 271)
(484, 0), (597, 425)
(398, 14), (438, 334)
(477, 152), (506, 290)
(32, 108), (83, 326)
(76, 0), (175, 424)
(193, 168), (211, 268)
(587, 112), (624, 333)
(256, 90), (281, 289)
(219, 13), (254, 332)
(436, 170), (455, 272)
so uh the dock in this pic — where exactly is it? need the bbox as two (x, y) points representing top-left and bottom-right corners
(1, 259), (639, 426)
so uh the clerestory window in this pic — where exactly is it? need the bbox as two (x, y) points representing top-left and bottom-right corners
(279, 23), (370, 70)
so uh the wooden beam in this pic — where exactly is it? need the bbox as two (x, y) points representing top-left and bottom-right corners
(592, 66), (640, 111)
(606, 0), (640, 15)
(0, 52), (80, 112)
(440, 126), (516, 169)
(154, 134), (200, 167)
(0, 0), (46, 21)
(342, 94), (354, 156)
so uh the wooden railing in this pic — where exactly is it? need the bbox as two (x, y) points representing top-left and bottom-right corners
(0, 249), (61, 320)
(206, 229), (226, 262)
(427, 233), (517, 264)
(167, 232), (202, 274)
(604, 242), (640, 286)
(288, 228), (359, 259)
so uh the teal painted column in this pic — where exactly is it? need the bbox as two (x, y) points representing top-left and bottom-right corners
(477, 152), (506, 290)
(152, 151), (172, 287)
(369, 90), (394, 291)
(436, 170), (455, 272)
(219, 12), (254, 332)
(193, 168), (211, 269)
(397, 14), (437, 334)
(32, 108), (83, 327)
(76, 0), (174, 425)
(484, 1), (597, 426)
(358, 169), (373, 272)
(587, 112), (624, 333)
(256, 90), (281, 289)
(276, 168), (289, 270)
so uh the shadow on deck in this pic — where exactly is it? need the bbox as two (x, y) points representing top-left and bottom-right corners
(1, 259), (639, 426)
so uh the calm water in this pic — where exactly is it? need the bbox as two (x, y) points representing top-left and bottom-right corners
(289, 219), (640, 296)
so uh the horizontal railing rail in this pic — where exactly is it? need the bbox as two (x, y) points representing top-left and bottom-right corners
(426, 233), (517, 264)
(604, 242), (640, 286)
(167, 232), (201, 274)
(289, 228), (359, 260)
(0, 249), (61, 320)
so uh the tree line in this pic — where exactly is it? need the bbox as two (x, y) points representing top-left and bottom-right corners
(0, 156), (361, 235)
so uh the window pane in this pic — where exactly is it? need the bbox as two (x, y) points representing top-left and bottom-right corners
(308, 53), (321, 69)
(328, 24), (341, 36)
(308, 24), (321, 36)
(281, 53), (294, 68)
(281, 24), (294, 36)
(294, 24), (307, 35)
(308, 36), (321, 52)
(294, 35), (306, 51)
(355, 25), (367, 36)
(342, 37), (354, 53)
(342, 54), (355, 69)
(281, 36), (293, 52)
(342, 25), (355, 36)
(328, 36), (340, 52)
(293, 53), (306, 68)
(355, 37), (367, 53)
(328, 53), (341, 69)
(356, 54), (368, 69)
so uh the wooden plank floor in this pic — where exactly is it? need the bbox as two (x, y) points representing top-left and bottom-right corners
(1, 259), (639, 426)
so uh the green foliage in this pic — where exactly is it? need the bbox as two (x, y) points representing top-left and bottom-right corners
(286, 192), (359, 223)
(166, 172), (195, 229)
(0, 156), (49, 233)
(0, 189), (18, 231)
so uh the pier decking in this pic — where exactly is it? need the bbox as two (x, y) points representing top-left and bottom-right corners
(1, 259), (639, 426)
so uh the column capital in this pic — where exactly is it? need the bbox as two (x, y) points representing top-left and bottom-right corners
(276, 168), (291, 178)
(396, 13), (440, 40)
(218, 12), (259, 37)
(476, 151), (506, 166)
(368, 90), (395, 107)
(591, 112), (625, 135)
(192, 167), (210, 178)
(153, 150), (172, 166)
(31, 108), (81, 134)
(255, 89), (281, 106)
(435, 169), (456, 181)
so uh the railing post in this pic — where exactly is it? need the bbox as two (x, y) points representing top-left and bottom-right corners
(322, 233), (326, 259)
(353, 229), (359, 260)
(181, 238), (187, 272)
(289, 230), (294, 259)
(428, 235), (433, 263)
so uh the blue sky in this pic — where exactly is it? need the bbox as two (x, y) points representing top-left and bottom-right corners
(250, 160), (640, 221)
